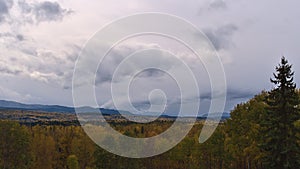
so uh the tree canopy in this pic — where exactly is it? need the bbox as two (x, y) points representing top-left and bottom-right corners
(261, 57), (300, 169)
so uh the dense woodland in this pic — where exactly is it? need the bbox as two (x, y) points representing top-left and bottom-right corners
(0, 57), (299, 169)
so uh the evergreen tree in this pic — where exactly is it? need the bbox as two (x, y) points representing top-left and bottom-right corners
(261, 57), (300, 169)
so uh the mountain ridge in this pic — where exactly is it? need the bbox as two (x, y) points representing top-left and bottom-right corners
(0, 100), (123, 115)
(0, 100), (230, 118)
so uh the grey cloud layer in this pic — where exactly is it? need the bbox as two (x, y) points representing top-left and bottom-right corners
(0, 0), (13, 22)
(18, 0), (72, 23)
(0, 1), (75, 90)
(96, 43), (165, 85)
(0, 0), (72, 27)
(1, 0), (299, 113)
(204, 24), (238, 51)
(19, 1), (72, 22)
(0, 41), (79, 88)
(209, 0), (227, 10)
(198, 0), (227, 15)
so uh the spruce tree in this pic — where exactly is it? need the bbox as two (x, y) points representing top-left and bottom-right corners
(261, 57), (300, 169)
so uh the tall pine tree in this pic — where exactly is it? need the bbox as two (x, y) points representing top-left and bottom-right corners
(261, 57), (300, 169)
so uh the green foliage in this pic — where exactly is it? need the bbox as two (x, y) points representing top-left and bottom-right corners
(31, 126), (56, 169)
(67, 155), (79, 169)
(260, 57), (300, 169)
(224, 92), (268, 169)
(0, 121), (32, 169)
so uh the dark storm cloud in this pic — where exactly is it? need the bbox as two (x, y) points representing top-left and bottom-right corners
(34, 1), (72, 22)
(0, 0), (13, 22)
(204, 24), (238, 50)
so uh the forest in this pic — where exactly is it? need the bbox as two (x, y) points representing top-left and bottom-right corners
(0, 57), (299, 169)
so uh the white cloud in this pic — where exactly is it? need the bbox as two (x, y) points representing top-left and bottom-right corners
(0, 84), (33, 102)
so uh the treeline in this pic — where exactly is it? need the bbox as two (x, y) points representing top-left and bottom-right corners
(0, 120), (238, 169)
(0, 101), (298, 169)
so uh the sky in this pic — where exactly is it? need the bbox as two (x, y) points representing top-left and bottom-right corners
(0, 0), (299, 115)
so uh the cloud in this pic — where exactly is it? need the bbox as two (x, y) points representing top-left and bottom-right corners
(199, 88), (256, 101)
(16, 34), (23, 41)
(0, 0), (74, 55)
(137, 68), (165, 78)
(0, 1), (76, 94)
(198, 0), (227, 15)
(0, 32), (12, 38)
(0, 41), (79, 89)
(89, 37), (218, 114)
(0, 0), (73, 26)
(29, 71), (58, 83)
(0, 0), (13, 22)
(0, 0), (299, 113)
(209, 0), (227, 10)
(95, 43), (165, 85)
(33, 1), (72, 22)
(0, 32), (24, 42)
(0, 85), (32, 102)
(16, 0), (73, 24)
(121, 87), (255, 115)
(0, 61), (22, 75)
(204, 24), (238, 50)
(226, 88), (256, 100)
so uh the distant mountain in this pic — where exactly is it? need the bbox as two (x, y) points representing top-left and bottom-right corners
(0, 100), (230, 118)
(200, 112), (230, 119)
(0, 100), (75, 113)
(0, 100), (129, 115)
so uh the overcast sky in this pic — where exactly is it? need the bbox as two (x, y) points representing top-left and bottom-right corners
(0, 0), (299, 115)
